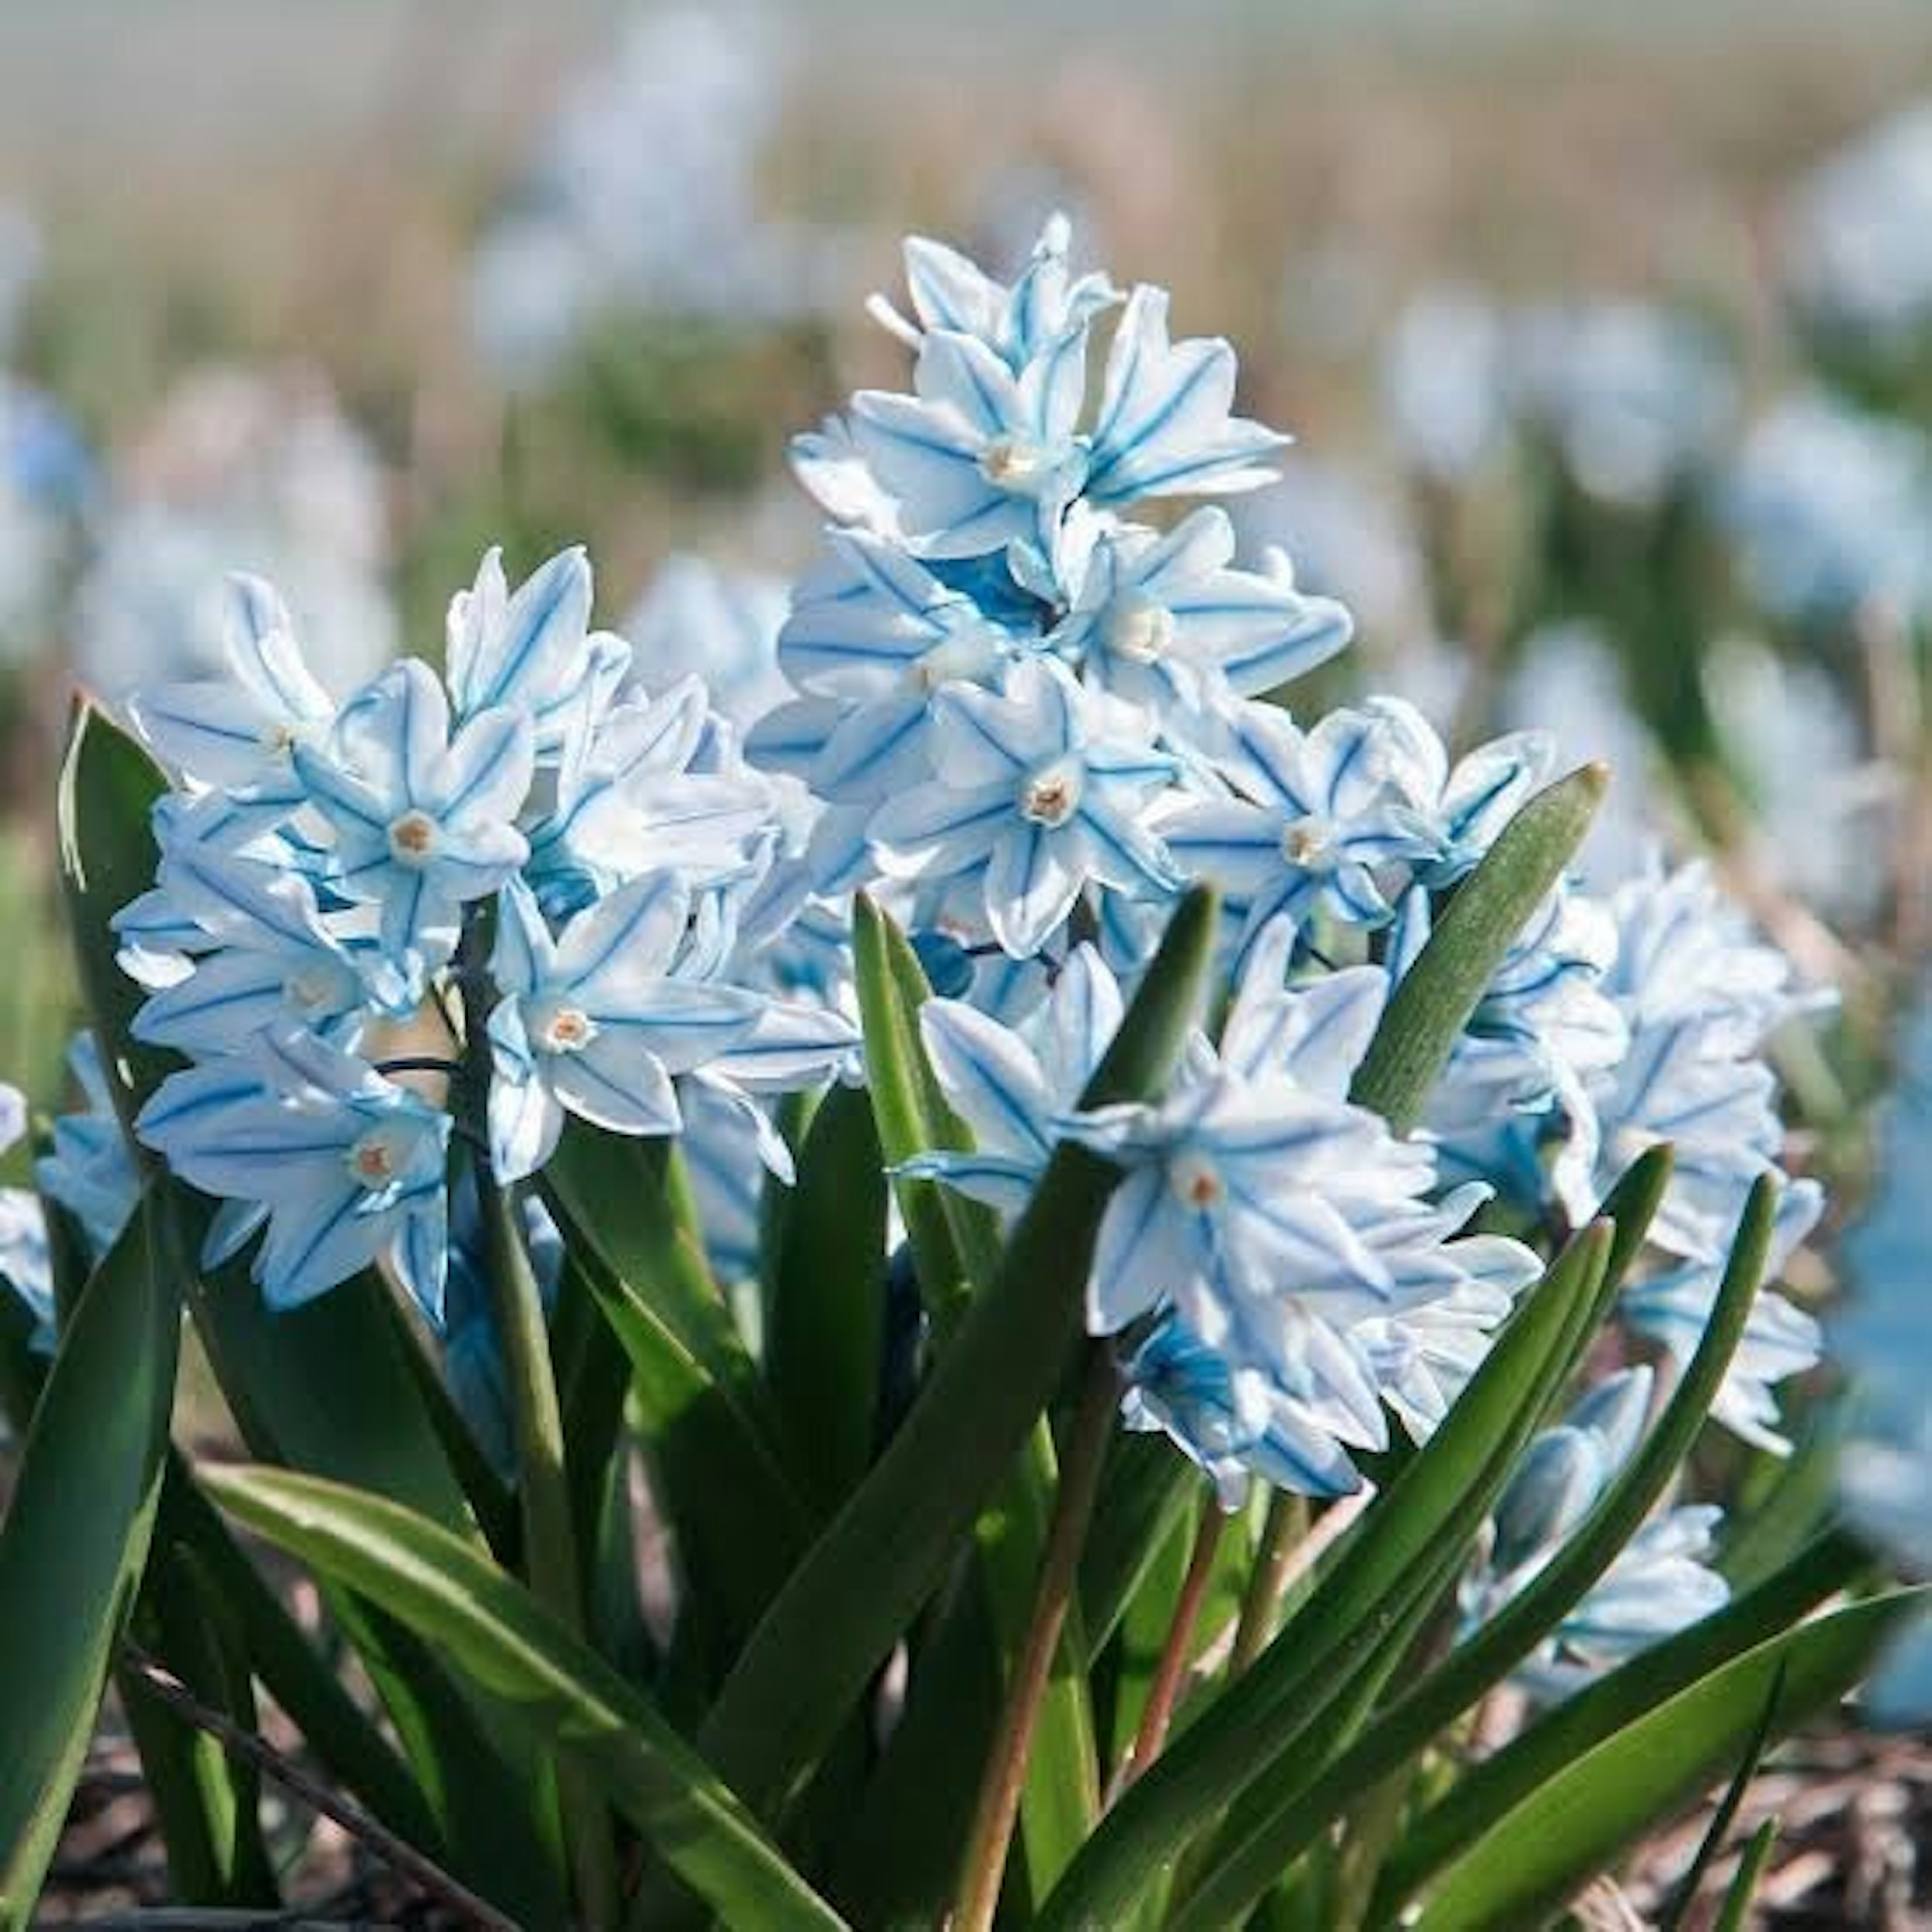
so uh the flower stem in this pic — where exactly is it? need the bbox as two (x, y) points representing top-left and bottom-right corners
(455, 915), (617, 1928)
(951, 1348), (1118, 1932)
(1231, 1489), (1307, 1674)
(1108, 1498), (1224, 1802)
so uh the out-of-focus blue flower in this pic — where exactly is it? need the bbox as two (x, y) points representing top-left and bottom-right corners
(34, 1034), (139, 1266)
(1721, 394), (1932, 629)
(1839, 980), (1932, 1723)
(1460, 1367), (1729, 1700)
(1782, 99), (1932, 352)
(487, 873), (764, 1183)
(869, 658), (1180, 958)
(469, 5), (836, 384)
(1379, 286), (1509, 482)
(295, 660), (534, 970)
(75, 367), (395, 700)
(1508, 300), (1733, 509)
(623, 554), (792, 734)
(137, 1027), (450, 1318)
(1624, 1179), (1823, 1455)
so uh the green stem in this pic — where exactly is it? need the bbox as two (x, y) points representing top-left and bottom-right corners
(456, 916), (617, 1928)
(1231, 1491), (1306, 1675)
(1109, 1500), (1224, 1801)
(952, 1349), (1118, 1932)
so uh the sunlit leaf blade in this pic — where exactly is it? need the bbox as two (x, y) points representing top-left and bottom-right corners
(1372, 1526), (1870, 1916)
(200, 1466), (850, 1932)
(700, 886), (1220, 1821)
(1408, 1588), (1925, 1932)
(0, 1194), (177, 1930)
(1036, 1220), (1613, 1932)
(1168, 1178), (1779, 1931)
(1351, 763), (1606, 1133)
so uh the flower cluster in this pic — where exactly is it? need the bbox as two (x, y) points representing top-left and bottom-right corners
(774, 221), (1830, 1590)
(1, 219), (1830, 1707)
(116, 548), (855, 1321)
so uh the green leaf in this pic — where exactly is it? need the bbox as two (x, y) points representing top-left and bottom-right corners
(119, 1541), (279, 1909)
(1714, 1820), (1779, 1932)
(201, 1466), (850, 1932)
(699, 886), (1220, 1821)
(851, 895), (1004, 1324)
(55, 700), (175, 1134)
(1350, 763), (1606, 1132)
(1081, 1436), (1198, 1655)
(852, 897), (1101, 1892)
(156, 1454), (438, 1853)
(1407, 1587), (1925, 1932)
(543, 1125), (813, 1675)
(1659, 1660), (1785, 1932)
(54, 704), (555, 1919)
(1372, 1526), (1870, 1915)
(1036, 1219), (1613, 1932)
(1168, 1177), (1779, 1932)
(0, 1193), (178, 1929)
(767, 1080), (889, 1510)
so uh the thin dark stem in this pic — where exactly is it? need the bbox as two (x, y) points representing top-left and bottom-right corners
(1231, 1490), (1307, 1675)
(372, 1055), (464, 1081)
(117, 1643), (517, 1932)
(1107, 1500), (1225, 1803)
(951, 1349), (1119, 1932)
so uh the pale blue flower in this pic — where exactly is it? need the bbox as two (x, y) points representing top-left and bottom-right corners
(869, 658), (1180, 958)
(623, 554), (791, 733)
(295, 659), (534, 969)
(1461, 1368), (1729, 1700)
(1120, 1310), (1365, 1507)
(34, 1035), (139, 1265)
(1624, 1179), (1823, 1457)
(487, 873), (765, 1184)
(131, 572), (338, 800)
(866, 213), (1120, 371)
(127, 843), (401, 1056)
(444, 546), (633, 760)
(1049, 506), (1352, 723)
(899, 943), (1123, 1214)
(1156, 697), (1438, 953)
(851, 321), (1093, 560)
(1379, 286), (1508, 481)
(137, 1027), (449, 1317)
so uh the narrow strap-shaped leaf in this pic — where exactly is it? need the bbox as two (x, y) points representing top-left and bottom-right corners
(1407, 1587), (1926, 1932)
(544, 1127), (814, 1677)
(1714, 1819), (1780, 1932)
(1370, 1525), (1870, 1914)
(119, 1541), (279, 1909)
(201, 1466), (850, 1932)
(0, 1192), (178, 1929)
(766, 1079), (890, 1510)
(1080, 1435), (1200, 1654)
(853, 898), (1103, 1888)
(1351, 763), (1606, 1132)
(1035, 1220), (1612, 1932)
(1168, 1177), (1780, 1931)
(699, 887), (1220, 1821)
(157, 1454), (440, 1852)
(852, 895), (1004, 1323)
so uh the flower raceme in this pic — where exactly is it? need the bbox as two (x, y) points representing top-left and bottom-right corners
(3, 216), (1835, 1710)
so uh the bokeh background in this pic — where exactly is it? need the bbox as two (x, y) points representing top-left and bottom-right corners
(6, 3), (1932, 1920)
